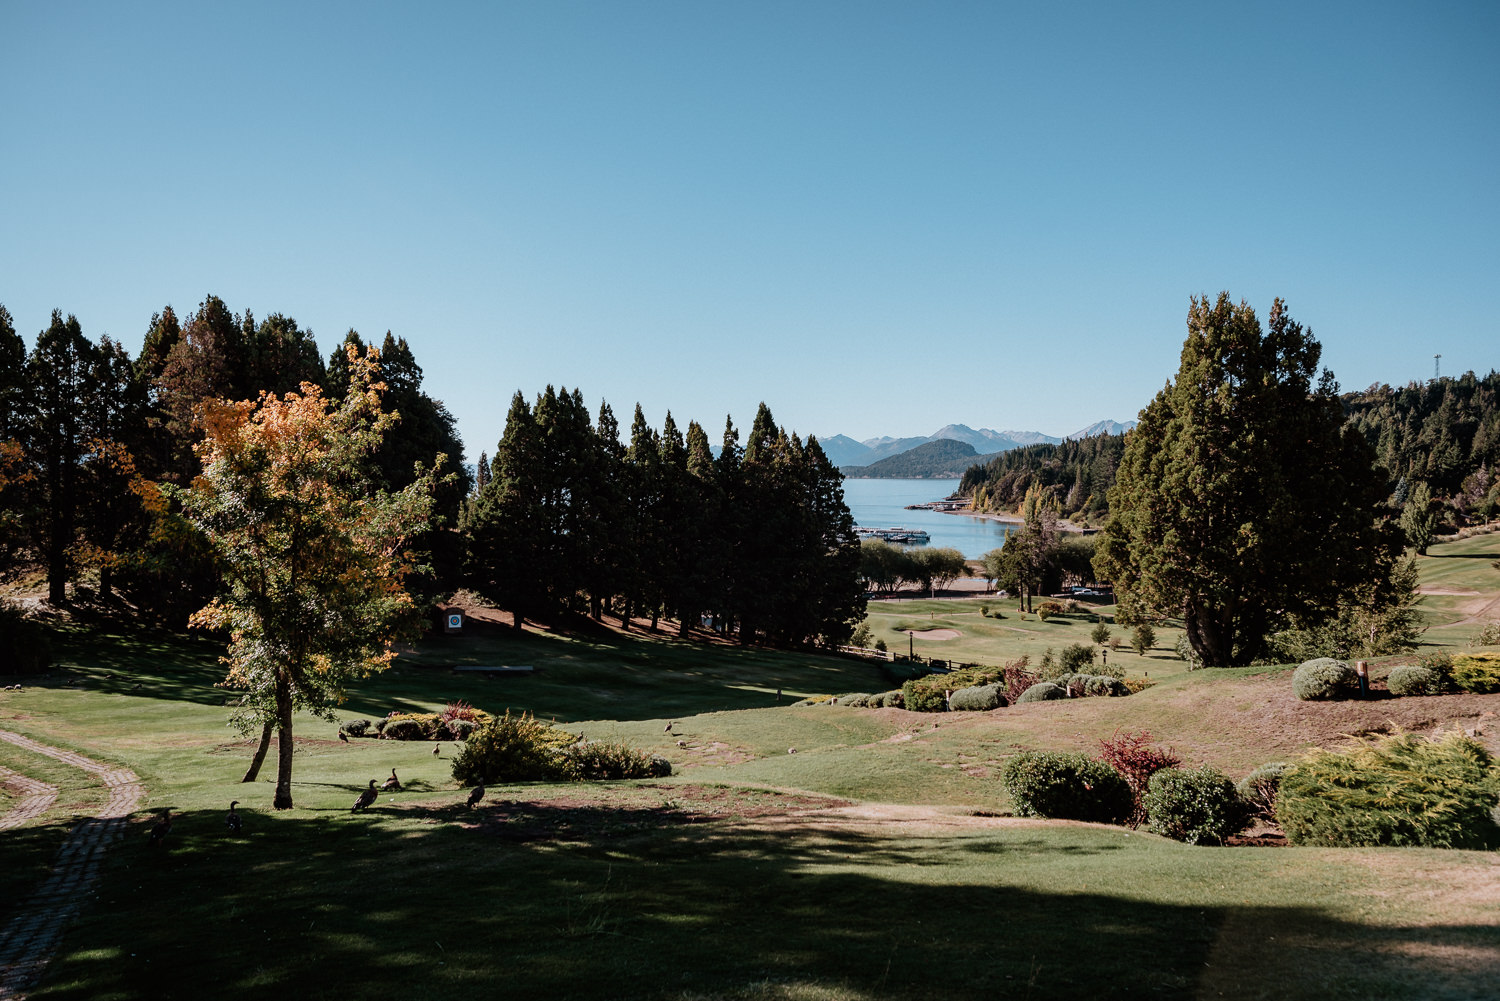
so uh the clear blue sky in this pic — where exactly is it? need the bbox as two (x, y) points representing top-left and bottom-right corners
(3, 1), (1496, 457)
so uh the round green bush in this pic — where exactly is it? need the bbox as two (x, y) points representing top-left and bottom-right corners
(901, 678), (949, 712)
(1001, 751), (1132, 823)
(340, 718), (373, 738)
(1277, 731), (1500, 848)
(871, 689), (904, 708)
(1386, 665), (1443, 697)
(948, 683), (1006, 711)
(1292, 657), (1358, 701)
(382, 718), (426, 741)
(835, 692), (874, 707)
(1083, 675), (1128, 697)
(449, 710), (577, 784)
(1144, 766), (1243, 845)
(1059, 643), (1095, 672)
(1235, 761), (1289, 822)
(1016, 681), (1065, 703)
(444, 718), (477, 740)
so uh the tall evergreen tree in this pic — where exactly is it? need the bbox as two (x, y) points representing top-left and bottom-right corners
(77, 335), (149, 598)
(1096, 295), (1396, 666)
(23, 312), (94, 602)
(462, 392), (543, 628)
(0, 306), (29, 575)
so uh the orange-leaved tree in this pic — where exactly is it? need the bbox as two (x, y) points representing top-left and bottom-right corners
(186, 349), (441, 809)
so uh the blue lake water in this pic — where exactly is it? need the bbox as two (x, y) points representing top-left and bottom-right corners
(840, 478), (1015, 559)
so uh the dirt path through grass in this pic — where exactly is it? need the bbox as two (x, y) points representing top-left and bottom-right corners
(0, 730), (143, 1001)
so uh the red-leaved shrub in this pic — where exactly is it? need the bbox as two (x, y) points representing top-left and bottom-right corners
(1097, 729), (1181, 827)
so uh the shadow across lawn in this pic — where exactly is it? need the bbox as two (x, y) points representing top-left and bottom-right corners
(27, 799), (1500, 1001)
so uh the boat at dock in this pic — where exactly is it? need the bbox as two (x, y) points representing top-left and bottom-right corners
(855, 526), (931, 544)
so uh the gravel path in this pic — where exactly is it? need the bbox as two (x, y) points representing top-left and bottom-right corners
(0, 730), (143, 1001)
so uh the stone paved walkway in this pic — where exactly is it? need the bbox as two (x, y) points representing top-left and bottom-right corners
(0, 730), (143, 1001)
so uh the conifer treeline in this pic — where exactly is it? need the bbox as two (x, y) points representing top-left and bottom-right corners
(461, 391), (866, 647)
(0, 297), (467, 621)
(956, 370), (1500, 528)
(1, 297), (868, 650)
(1342, 371), (1500, 523)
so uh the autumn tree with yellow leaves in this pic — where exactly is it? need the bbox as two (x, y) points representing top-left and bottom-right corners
(186, 350), (443, 809)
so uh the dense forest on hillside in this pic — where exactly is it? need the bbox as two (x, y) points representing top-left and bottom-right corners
(1342, 371), (1500, 523)
(958, 434), (1126, 525)
(0, 298), (865, 653)
(956, 371), (1500, 530)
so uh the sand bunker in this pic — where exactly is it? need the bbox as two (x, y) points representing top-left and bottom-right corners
(904, 628), (961, 640)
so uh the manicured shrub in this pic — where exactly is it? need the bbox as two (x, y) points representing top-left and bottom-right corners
(1236, 761), (1289, 823)
(867, 689), (904, 708)
(1096, 730), (1181, 827)
(1450, 652), (1500, 693)
(1038, 600), (1067, 616)
(1059, 643), (1095, 672)
(341, 718), (373, 738)
(1002, 751), (1132, 824)
(1130, 623), (1156, 656)
(1122, 675), (1155, 694)
(1386, 665), (1443, 696)
(449, 710), (578, 784)
(1292, 657), (1358, 700)
(1083, 675), (1128, 697)
(382, 718), (427, 741)
(1277, 731), (1500, 848)
(1016, 681), (1065, 703)
(1144, 766), (1243, 845)
(948, 683), (1006, 711)
(561, 741), (671, 780)
(444, 718), (478, 741)
(835, 693), (874, 707)
(790, 695), (834, 707)
(901, 679), (948, 712)
(1090, 622), (1111, 646)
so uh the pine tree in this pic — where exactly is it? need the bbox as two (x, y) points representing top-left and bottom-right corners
(23, 312), (95, 603)
(463, 391), (543, 628)
(1096, 295), (1394, 666)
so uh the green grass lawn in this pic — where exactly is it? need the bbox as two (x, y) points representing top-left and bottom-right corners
(1, 533), (1498, 999)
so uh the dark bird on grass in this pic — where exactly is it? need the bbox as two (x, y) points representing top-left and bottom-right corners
(466, 784), (485, 808)
(664, 721), (674, 733)
(352, 780), (377, 812)
(432, 744), (441, 756)
(338, 730), (349, 743)
(148, 808), (172, 846)
(676, 740), (686, 748)
(132, 683), (142, 692)
(226, 801), (242, 834)
(382, 769), (401, 792)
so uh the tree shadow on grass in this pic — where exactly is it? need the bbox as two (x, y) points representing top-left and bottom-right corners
(26, 798), (1500, 1001)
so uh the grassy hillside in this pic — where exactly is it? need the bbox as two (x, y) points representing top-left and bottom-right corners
(0, 533), (1496, 999)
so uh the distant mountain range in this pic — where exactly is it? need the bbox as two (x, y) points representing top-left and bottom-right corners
(823, 420), (1135, 472)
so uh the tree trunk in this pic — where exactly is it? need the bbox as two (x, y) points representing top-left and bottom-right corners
(273, 678), (295, 809)
(98, 563), (113, 600)
(241, 718), (274, 782)
(514, 610), (525, 631)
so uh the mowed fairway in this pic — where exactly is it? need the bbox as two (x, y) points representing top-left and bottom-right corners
(0, 534), (1498, 999)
